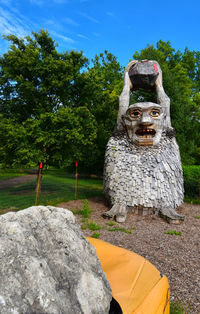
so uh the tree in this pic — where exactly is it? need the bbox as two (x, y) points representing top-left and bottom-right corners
(0, 107), (97, 168)
(0, 115), (39, 168)
(0, 30), (97, 168)
(83, 51), (123, 170)
(0, 30), (88, 122)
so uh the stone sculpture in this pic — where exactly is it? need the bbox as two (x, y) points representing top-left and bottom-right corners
(103, 60), (184, 223)
(0, 206), (112, 314)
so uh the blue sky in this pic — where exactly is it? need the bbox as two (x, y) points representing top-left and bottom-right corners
(0, 0), (199, 67)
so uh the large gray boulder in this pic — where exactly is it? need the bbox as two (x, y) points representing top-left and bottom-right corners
(0, 206), (112, 314)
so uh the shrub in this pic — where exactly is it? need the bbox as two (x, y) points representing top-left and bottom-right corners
(80, 220), (101, 231)
(71, 209), (82, 215)
(108, 227), (132, 234)
(165, 229), (182, 236)
(81, 199), (92, 218)
(182, 165), (200, 198)
(107, 221), (116, 226)
(92, 232), (100, 238)
(87, 221), (101, 231)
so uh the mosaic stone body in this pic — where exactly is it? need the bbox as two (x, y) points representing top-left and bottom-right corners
(103, 60), (184, 223)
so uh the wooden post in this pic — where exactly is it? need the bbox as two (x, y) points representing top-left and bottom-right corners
(35, 161), (43, 205)
(199, 178), (200, 199)
(75, 161), (78, 200)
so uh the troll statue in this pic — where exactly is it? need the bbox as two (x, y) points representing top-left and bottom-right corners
(103, 60), (184, 223)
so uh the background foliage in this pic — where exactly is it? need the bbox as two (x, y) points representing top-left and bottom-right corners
(182, 165), (200, 200)
(0, 30), (199, 171)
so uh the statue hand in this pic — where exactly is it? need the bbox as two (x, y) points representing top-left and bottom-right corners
(125, 60), (137, 72)
(154, 64), (163, 88)
(124, 60), (138, 90)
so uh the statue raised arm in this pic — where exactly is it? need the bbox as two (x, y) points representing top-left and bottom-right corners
(117, 60), (171, 130)
(116, 61), (135, 130)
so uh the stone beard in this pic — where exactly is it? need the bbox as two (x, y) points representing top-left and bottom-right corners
(104, 131), (184, 222)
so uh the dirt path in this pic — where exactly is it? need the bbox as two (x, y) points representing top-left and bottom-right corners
(59, 198), (200, 314)
(0, 175), (37, 190)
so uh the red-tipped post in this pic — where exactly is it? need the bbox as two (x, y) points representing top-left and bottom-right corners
(35, 161), (43, 205)
(75, 161), (78, 200)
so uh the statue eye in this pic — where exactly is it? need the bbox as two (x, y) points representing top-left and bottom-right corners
(130, 110), (142, 118)
(150, 110), (160, 117)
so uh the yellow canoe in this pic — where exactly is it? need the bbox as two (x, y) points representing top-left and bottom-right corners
(87, 237), (170, 314)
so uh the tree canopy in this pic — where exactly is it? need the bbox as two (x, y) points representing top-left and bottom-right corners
(0, 31), (199, 170)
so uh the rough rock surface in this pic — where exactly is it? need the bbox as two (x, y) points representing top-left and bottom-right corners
(0, 206), (112, 314)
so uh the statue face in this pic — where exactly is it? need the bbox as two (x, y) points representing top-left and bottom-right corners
(123, 102), (164, 146)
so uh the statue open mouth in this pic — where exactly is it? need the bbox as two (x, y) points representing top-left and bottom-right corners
(136, 128), (156, 138)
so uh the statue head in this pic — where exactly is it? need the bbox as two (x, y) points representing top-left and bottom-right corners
(123, 102), (164, 146)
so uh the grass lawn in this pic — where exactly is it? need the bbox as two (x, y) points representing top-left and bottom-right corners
(0, 171), (103, 212)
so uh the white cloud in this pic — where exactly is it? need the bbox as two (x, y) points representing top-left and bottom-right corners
(77, 33), (88, 40)
(0, 7), (30, 38)
(30, 0), (69, 4)
(92, 32), (100, 37)
(0, 1), (37, 30)
(30, 0), (44, 5)
(0, 1), (76, 51)
(51, 31), (75, 43)
(0, 0), (12, 5)
(53, 0), (69, 3)
(79, 12), (99, 24)
(64, 17), (79, 27)
(43, 19), (68, 32)
(106, 11), (115, 17)
(44, 19), (57, 26)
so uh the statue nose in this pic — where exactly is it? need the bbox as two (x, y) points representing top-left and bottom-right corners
(139, 114), (153, 126)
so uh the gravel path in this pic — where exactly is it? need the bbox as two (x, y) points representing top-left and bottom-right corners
(59, 197), (200, 314)
(0, 175), (37, 190)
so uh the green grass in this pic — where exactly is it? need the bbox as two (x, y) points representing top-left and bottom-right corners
(72, 200), (93, 218)
(165, 229), (182, 236)
(195, 215), (200, 219)
(91, 232), (100, 238)
(71, 209), (82, 215)
(108, 227), (132, 234)
(0, 172), (103, 212)
(87, 221), (101, 231)
(107, 221), (116, 226)
(81, 220), (101, 231)
(170, 299), (190, 314)
(184, 197), (200, 205)
(80, 199), (92, 218)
